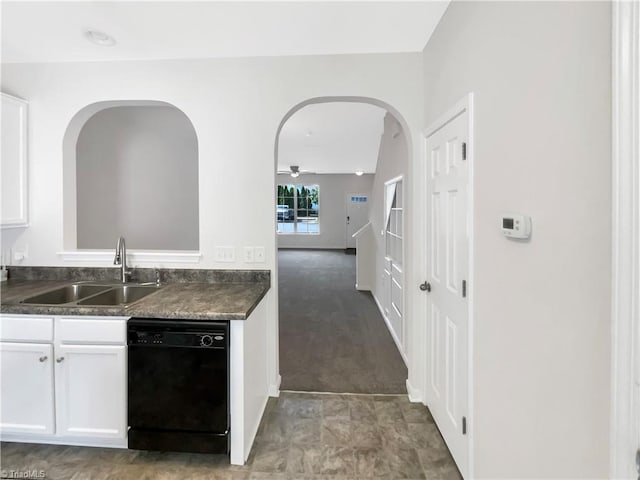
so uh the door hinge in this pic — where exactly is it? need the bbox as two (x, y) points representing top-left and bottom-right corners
(462, 280), (467, 298)
(462, 142), (467, 160)
(462, 416), (467, 435)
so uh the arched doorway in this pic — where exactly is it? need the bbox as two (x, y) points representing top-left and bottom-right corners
(273, 97), (412, 394)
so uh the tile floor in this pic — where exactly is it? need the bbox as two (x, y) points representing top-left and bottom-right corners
(0, 393), (461, 480)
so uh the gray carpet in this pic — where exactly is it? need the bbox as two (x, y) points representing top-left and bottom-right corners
(278, 249), (408, 394)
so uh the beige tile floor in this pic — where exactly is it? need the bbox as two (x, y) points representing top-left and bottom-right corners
(0, 393), (461, 480)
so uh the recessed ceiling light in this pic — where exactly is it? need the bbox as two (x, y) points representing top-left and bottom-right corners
(85, 30), (116, 47)
(355, 170), (364, 176)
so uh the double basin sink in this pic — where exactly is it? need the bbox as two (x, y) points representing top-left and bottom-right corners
(19, 283), (162, 307)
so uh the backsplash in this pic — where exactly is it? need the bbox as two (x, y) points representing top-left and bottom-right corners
(7, 266), (270, 285)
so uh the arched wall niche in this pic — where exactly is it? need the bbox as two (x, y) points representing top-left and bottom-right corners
(62, 100), (200, 252)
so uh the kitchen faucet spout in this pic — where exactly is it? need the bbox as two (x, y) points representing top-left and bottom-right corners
(114, 236), (132, 283)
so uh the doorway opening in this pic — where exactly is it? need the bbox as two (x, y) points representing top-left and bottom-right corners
(274, 98), (410, 394)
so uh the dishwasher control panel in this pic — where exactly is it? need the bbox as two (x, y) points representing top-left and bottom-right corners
(129, 330), (226, 348)
(127, 322), (227, 349)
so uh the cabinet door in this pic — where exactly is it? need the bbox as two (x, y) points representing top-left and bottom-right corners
(0, 342), (54, 434)
(55, 344), (126, 439)
(0, 93), (28, 228)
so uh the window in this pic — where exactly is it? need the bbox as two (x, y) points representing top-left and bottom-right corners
(277, 184), (319, 234)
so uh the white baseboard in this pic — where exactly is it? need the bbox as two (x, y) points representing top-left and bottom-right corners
(372, 292), (408, 366)
(355, 283), (372, 291)
(406, 379), (423, 404)
(269, 374), (282, 397)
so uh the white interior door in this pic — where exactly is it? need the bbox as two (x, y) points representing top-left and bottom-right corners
(635, 318), (640, 479)
(424, 106), (470, 477)
(346, 194), (369, 248)
(636, 383), (640, 480)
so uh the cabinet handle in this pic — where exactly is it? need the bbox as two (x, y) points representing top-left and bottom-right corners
(39, 356), (47, 362)
(56, 357), (65, 363)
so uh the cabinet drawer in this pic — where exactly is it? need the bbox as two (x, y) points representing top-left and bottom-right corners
(0, 315), (54, 342)
(57, 317), (127, 345)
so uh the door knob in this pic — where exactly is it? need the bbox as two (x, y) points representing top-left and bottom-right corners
(56, 357), (65, 363)
(419, 281), (431, 292)
(39, 356), (47, 362)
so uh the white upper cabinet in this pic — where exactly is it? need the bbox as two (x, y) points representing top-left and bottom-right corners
(1, 93), (28, 228)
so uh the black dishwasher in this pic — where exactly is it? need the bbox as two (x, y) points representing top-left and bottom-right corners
(127, 318), (229, 454)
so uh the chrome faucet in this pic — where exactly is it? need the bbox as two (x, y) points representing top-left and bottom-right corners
(113, 236), (132, 283)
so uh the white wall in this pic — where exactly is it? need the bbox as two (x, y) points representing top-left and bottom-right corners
(370, 113), (408, 308)
(0, 54), (422, 268)
(276, 173), (373, 249)
(0, 52), (423, 400)
(76, 105), (199, 250)
(421, 2), (611, 477)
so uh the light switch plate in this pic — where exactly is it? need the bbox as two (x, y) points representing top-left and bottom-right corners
(243, 247), (254, 263)
(254, 247), (265, 263)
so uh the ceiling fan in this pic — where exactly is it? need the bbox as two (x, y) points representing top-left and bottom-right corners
(276, 165), (316, 178)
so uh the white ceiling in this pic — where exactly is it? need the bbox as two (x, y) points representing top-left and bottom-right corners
(278, 102), (387, 175)
(1, 1), (450, 64)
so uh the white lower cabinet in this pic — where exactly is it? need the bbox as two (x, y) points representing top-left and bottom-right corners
(0, 342), (55, 435)
(55, 344), (126, 439)
(0, 314), (127, 447)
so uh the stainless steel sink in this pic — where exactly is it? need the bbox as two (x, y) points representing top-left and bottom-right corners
(77, 285), (160, 306)
(19, 283), (162, 307)
(20, 284), (110, 305)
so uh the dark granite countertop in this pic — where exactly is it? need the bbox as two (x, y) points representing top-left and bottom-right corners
(0, 267), (270, 321)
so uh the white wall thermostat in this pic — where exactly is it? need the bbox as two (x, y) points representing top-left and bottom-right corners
(501, 213), (531, 239)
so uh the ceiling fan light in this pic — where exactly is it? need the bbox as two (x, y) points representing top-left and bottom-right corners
(289, 165), (300, 178)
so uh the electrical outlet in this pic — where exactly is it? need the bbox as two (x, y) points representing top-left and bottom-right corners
(244, 247), (254, 263)
(13, 246), (28, 262)
(223, 247), (235, 262)
(254, 247), (265, 263)
(215, 247), (235, 263)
